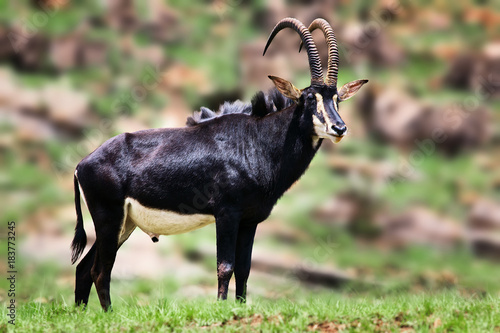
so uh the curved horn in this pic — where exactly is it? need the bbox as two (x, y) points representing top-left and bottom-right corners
(263, 17), (323, 86)
(299, 18), (340, 87)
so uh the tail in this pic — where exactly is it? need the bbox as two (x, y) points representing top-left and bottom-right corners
(71, 173), (87, 264)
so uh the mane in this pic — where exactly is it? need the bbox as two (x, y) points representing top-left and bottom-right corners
(186, 88), (294, 126)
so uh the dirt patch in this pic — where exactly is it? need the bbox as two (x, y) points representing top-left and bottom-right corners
(202, 313), (283, 330)
(307, 321), (348, 332)
(307, 313), (418, 333)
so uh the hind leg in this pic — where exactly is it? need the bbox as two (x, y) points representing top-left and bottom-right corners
(118, 217), (136, 248)
(91, 239), (118, 311)
(75, 244), (96, 307)
(75, 218), (135, 308)
(87, 205), (126, 311)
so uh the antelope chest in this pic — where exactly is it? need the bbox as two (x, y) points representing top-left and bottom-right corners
(124, 197), (216, 237)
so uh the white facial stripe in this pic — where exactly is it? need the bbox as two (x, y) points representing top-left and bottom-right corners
(312, 114), (325, 134)
(333, 94), (339, 110)
(315, 93), (335, 130)
(312, 114), (324, 147)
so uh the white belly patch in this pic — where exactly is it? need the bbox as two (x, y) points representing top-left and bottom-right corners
(124, 197), (215, 238)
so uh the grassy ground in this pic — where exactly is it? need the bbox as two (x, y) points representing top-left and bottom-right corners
(2, 255), (500, 332)
(3, 291), (499, 332)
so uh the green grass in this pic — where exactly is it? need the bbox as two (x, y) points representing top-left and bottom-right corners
(2, 253), (500, 332)
(3, 291), (499, 332)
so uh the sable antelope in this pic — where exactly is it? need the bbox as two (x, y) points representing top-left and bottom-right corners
(71, 17), (367, 310)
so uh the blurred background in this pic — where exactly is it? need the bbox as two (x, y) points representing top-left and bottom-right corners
(1, 0), (500, 305)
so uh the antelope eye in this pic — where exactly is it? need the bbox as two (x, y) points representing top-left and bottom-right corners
(307, 93), (315, 100)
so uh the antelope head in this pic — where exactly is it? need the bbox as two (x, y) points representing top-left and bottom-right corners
(264, 18), (368, 143)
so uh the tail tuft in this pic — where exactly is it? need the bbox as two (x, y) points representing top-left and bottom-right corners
(71, 173), (87, 264)
(71, 227), (87, 264)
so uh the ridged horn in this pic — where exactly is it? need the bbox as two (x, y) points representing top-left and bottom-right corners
(299, 18), (340, 87)
(263, 17), (323, 86)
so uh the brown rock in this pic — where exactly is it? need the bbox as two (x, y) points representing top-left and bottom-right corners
(378, 207), (463, 249)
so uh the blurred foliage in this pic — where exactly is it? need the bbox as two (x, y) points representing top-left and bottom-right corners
(0, 0), (499, 312)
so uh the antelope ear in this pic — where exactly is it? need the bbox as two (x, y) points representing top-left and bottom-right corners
(268, 75), (301, 102)
(338, 79), (368, 101)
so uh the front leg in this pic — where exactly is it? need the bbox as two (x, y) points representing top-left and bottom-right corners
(215, 210), (240, 300)
(235, 224), (257, 302)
